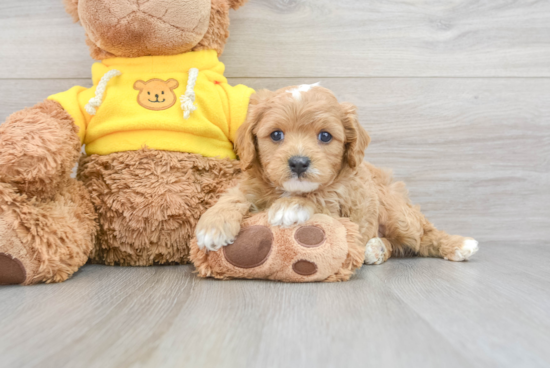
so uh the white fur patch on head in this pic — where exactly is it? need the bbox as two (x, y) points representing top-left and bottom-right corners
(286, 82), (321, 100)
(282, 179), (320, 193)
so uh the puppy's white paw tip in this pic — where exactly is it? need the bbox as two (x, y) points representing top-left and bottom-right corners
(196, 230), (207, 248)
(449, 239), (479, 261)
(461, 239), (479, 258)
(268, 204), (311, 227)
(364, 238), (387, 265)
(463, 239), (479, 252)
(195, 226), (237, 252)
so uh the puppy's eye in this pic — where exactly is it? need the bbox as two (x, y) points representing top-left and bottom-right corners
(162, 91), (165, 95)
(270, 130), (284, 142)
(318, 131), (332, 143)
(148, 92), (151, 95)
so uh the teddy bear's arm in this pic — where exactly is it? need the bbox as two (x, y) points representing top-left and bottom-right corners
(0, 100), (82, 200)
(215, 82), (255, 143)
(48, 85), (90, 143)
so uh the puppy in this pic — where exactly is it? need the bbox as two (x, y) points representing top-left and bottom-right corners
(196, 84), (479, 264)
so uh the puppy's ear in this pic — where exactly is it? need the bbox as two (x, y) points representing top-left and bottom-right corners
(235, 89), (273, 170)
(63, 0), (80, 22)
(227, 0), (249, 10)
(341, 102), (370, 169)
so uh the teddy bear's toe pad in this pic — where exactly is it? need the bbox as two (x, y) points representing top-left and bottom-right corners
(223, 226), (273, 268)
(292, 260), (318, 276)
(0, 253), (26, 285)
(294, 226), (325, 248)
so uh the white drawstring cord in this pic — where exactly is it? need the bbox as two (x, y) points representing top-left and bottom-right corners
(180, 68), (199, 119)
(85, 69), (121, 116)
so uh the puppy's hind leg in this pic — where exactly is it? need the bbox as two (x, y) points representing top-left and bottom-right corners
(387, 207), (479, 262)
(380, 180), (478, 262)
(418, 223), (479, 262)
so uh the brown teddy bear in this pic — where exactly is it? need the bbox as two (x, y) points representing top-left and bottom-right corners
(0, 0), (365, 285)
(0, 0), (254, 285)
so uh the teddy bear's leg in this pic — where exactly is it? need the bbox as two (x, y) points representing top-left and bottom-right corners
(191, 213), (364, 282)
(0, 201), (37, 285)
(78, 150), (241, 266)
(0, 180), (97, 285)
(0, 100), (96, 285)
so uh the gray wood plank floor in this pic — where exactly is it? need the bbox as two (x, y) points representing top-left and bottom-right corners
(1, 244), (549, 368)
(1, 0), (549, 367)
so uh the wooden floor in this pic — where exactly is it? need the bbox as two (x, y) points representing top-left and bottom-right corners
(1, 0), (549, 367)
(0, 243), (549, 368)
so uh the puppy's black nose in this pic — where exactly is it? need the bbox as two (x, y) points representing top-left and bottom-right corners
(288, 156), (311, 176)
(155, 94), (159, 98)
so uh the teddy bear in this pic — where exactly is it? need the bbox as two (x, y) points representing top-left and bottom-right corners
(0, 0), (255, 285)
(0, 0), (366, 286)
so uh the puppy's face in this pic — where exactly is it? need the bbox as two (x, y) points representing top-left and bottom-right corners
(236, 85), (370, 194)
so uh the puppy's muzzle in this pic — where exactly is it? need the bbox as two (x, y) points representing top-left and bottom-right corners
(288, 156), (311, 177)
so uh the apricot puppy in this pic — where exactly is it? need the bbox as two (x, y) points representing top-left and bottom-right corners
(196, 84), (479, 264)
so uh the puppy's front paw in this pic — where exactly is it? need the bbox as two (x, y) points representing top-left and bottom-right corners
(196, 214), (241, 252)
(364, 238), (387, 265)
(445, 238), (479, 262)
(268, 202), (313, 228)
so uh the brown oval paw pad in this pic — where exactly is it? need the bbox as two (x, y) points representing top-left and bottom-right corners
(292, 260), (318, 276)
(223, 226), (273, 269)
(0, 253), (26, 285)
(294, 226), (325, 248)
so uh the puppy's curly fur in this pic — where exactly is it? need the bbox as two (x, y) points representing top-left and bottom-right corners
(196, 85), (479, 264)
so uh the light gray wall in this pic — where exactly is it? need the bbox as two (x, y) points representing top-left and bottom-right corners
(1, 0), (548, 243)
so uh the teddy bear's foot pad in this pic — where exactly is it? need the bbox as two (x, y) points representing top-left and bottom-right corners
(294, 226), (325, 248)
(223, 226), (273, 268)
(292, 260), (318, 276)
(0, 253), (26, 285)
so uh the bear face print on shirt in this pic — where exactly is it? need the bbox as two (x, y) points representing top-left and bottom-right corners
(134, 79), (180, 111)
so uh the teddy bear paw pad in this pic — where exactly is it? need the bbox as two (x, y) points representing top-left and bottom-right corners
(292, 260), (318, 276)
(0, 253), (26, 285)
(294, 226), (326, 248)
(223, 226), (273, 268)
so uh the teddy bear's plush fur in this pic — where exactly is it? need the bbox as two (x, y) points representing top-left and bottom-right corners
(78, 150), (240, 266)
(0, 0), (249, 285)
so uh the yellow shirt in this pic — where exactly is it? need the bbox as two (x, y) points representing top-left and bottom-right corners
(48, 50), (254, 159)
